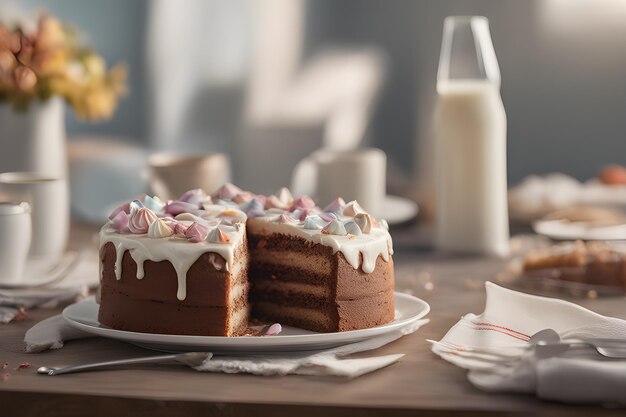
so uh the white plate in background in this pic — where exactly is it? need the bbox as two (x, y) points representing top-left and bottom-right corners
(376, 195), (419, 226)
(533, 220), (626, 241)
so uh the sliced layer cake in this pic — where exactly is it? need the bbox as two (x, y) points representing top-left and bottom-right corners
(98, 184), (395, 336)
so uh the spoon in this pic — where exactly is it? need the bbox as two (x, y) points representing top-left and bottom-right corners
(37, 351), (211, 376)
(528, 328), (568, 358)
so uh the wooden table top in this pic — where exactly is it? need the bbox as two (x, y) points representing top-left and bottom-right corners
(1, 222), (624, 417)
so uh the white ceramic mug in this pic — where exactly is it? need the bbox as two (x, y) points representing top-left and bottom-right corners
(0, 172), (69, 262)
(149, 153), (231, 200)
(0, 202), (32, 284)
(291, 148), (386, 215)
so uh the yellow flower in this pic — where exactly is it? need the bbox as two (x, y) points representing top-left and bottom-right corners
(0, 11), (127, 120)
(36, 17), (66, 52)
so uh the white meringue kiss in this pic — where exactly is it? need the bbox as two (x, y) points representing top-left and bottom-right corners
(148, 218), (174, 238)
(343, 200), (366, 217)
(207, 227), (231, 243)
(354, 213), (373, 234)
(344, 220), (362, 236)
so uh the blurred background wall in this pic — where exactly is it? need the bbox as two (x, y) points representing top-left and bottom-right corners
(3, 0), (626, 185)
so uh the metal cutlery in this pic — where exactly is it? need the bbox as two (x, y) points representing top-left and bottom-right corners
(37, 351), (211, 375)
(429, 328), (626, 361)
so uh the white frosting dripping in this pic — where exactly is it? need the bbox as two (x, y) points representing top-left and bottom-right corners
(247, 217), (393, 273)
(100, 223), (245, 300)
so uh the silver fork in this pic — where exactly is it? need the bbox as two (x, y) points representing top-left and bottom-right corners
(37, 352), (211, 375)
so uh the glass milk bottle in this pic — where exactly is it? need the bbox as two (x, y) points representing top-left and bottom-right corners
(434, 16), (509, 256)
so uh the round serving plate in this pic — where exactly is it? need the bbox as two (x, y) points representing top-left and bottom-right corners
(532, 220), (626, 241)
(62, 293), (430, 353)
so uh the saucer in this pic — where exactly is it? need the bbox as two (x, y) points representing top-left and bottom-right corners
(374, 195), (419, 225)
(0, 251), (82, 289)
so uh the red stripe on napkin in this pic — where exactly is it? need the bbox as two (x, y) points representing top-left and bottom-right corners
(471, 321), (530, 340)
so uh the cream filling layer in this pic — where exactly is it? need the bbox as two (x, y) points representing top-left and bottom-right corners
(253, 280), (330, 298)
(100, 224), (246, 301)
(251, 248), (332, 274)
(247, 218), (392, 274)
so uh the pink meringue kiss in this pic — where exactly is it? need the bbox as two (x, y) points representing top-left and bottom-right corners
(179, 189), (208, 206)
(128, 207), (158, 234)
(276, 214), (298, 224)
(184, 222), (210, 243)
(110, 210), (130, 233)
(259, 323), (282, 336)
(164, 200), (199, 216)
(265, 195), (291, 211)
(319, 212), (338, 222)
(211, 183), (243, 201)
(323, 197), (346, 213)
(232, 191), (255, 205)
(295, 207), (320, 221)
(292, 195), (316, 210)
(108, 201), (130, 220)
(170, 221), (189, 236)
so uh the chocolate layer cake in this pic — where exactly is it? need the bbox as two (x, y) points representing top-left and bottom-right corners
(98, 184), (395, 336)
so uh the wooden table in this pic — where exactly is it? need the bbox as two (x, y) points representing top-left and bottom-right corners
(1, 223), (624, 417)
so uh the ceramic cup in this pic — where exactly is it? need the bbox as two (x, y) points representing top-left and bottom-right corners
(0, 202), (32, 284)
(149, 153), (231, 200)
(291, 147), (386, 214)
(0, 172), (69, 262)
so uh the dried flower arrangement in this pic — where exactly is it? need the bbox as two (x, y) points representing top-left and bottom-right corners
(0, 13), (127, 120)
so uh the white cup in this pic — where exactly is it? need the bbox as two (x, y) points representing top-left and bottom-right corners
(149, 153), (231, 200)
(0, 172), (69, 262)
(291, 148), (386, 215)
(0, 202), (32, 284)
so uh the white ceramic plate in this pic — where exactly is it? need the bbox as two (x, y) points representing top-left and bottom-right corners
(375, 195), (419, 225)
(533, 220), (626, 241)
(63, 293), (429, 353)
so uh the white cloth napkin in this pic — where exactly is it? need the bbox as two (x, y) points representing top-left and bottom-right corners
(432, 282), (626, 406)
(0, 251), (98, 324)
(25, 314), (428, 378)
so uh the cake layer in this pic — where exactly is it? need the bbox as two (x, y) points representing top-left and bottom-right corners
(252, 302), (335, 332)
(252, 289), (394, 333)
(99, 289), (248, 336)
(248, 251), (394, 300)
(251, 248), (332, 274)
(100, 242), (248, 307)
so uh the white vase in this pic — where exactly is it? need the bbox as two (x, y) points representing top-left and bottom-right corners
(0, 96), (67, 178)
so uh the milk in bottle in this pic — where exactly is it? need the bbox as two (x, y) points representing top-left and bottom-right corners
(434, 16), (510, 256)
